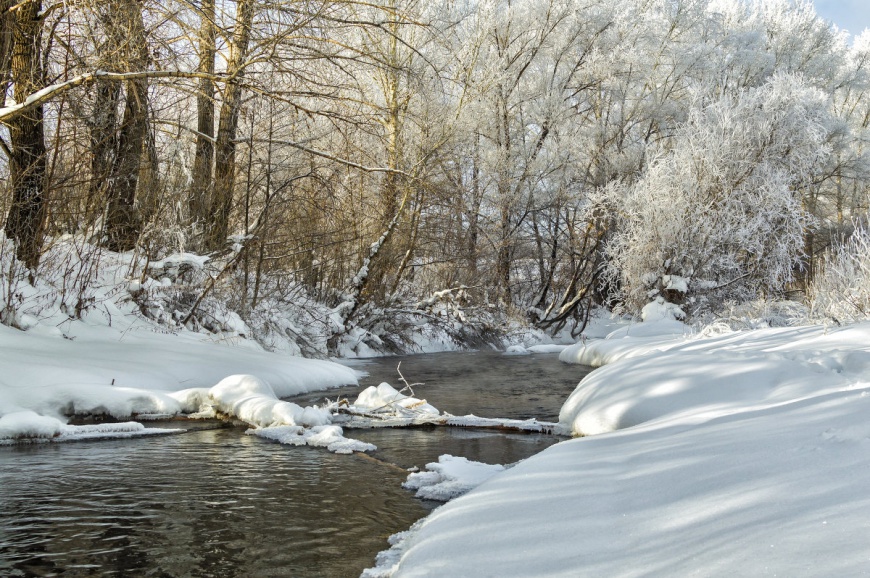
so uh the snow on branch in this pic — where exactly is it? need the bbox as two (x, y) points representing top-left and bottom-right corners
(0, 70), (226, 125)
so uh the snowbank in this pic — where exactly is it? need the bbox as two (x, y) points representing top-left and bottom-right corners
(378, 321), (870, 577)
(0, 309), (358, 443)
(559, 323), (870, 436)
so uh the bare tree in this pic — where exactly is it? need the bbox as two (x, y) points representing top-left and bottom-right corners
(208, 0), (255, 251)
(189, 0), (216, 242)
(103, 0), (150, 251)
(4, 0), (47, 270)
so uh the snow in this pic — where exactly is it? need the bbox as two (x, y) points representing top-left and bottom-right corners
(640, 295), (685, 321)
(0, 326), (370, 450)
(503, 344), (531, 355)
(662, 274), (689, 293)
(0, 411), (181, 444)
(403, 455), (506, 501)
(374, 321), (870, 577)
(525, 343), (569, 353)
(207, 374), (332, 428)
(0, 290), (358, 444)
(558, 318), (690, 366)
(6, 238), (870, 575)
(444, 414), (563, 434)
(196, 374), (375, 453)
(252, 424), (376, 454)
(351, 382), (440, 416)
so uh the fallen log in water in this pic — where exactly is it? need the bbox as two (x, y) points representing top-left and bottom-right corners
(331, 406), (568, 436)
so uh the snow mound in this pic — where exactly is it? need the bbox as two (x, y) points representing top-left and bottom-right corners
(0, 410), (64, 440)
(403, 455), (505, 502)
(205, 374), (373, 454)
(641, 296), (685, 322)
(559, 323), (870, 436)
(351, 382), (439, 416)
(559, 319), (690, 367)
(208, 374), (331, 428)
(558, 350), (852, 436)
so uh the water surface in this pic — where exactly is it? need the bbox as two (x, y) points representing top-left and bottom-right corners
(0, 351), (590, 577)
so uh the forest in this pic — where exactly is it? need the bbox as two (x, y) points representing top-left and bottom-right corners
(1, 0), (869, 356)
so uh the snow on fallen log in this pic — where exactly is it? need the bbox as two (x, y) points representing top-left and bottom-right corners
(187, 377), (565, 454)
(444, 414), (566, 434)
(253, 425), (375, 454)
(199, 374), (375, 454)
(330, 382), (566, 434)
(350, 382), (440, 416)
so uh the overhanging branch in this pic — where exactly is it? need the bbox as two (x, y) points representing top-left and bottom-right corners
(0, 70), (228, 125)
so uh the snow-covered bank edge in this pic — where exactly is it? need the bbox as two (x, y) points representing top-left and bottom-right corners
(362, 455), (509, 578)
(0, 414), (184, 445)
(364, 320), (870, 577)
(0, 315), (362, 446)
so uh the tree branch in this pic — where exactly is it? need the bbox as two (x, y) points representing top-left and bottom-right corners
(0, 70), (228, 125)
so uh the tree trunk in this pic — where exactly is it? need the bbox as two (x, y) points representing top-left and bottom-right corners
(495, 95), (513, 306)
(4, 0), (47, 270)
(190, 0), (216, 239)
(88, 79), (120, 221)
(104, 0), (150, 252)
(208, 0), (254, 251)
(0, 0), (14, 93)
(466, 130), (482, 276)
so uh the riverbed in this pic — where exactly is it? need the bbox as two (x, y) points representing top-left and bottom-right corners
(0, 351), (590, 577)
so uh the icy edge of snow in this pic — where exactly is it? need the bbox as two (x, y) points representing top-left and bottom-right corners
(0, 411), (183, 444)
(361, 455), (508, 577)
(403, 455), (506, 501)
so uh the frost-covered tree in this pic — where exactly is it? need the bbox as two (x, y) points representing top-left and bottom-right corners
(810, 220), (870, 323)
(605, 73), (830, 317)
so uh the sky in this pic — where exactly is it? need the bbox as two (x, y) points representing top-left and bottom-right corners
(812, 0), (870, 36)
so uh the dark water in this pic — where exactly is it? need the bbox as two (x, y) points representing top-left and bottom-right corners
(0, 351), (589, 578)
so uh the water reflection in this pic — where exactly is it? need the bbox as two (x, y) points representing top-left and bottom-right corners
(0, 352), (590, 577)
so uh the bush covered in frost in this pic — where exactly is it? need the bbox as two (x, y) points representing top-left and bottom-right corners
(604, 74), (829, 317)
(810, 223), (870, 323)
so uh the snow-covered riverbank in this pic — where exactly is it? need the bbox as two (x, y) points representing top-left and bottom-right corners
(0, 316), (359, 443)
(372, 320), (870, 577)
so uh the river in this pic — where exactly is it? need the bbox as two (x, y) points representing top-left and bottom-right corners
(0, 351), (590, 577)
